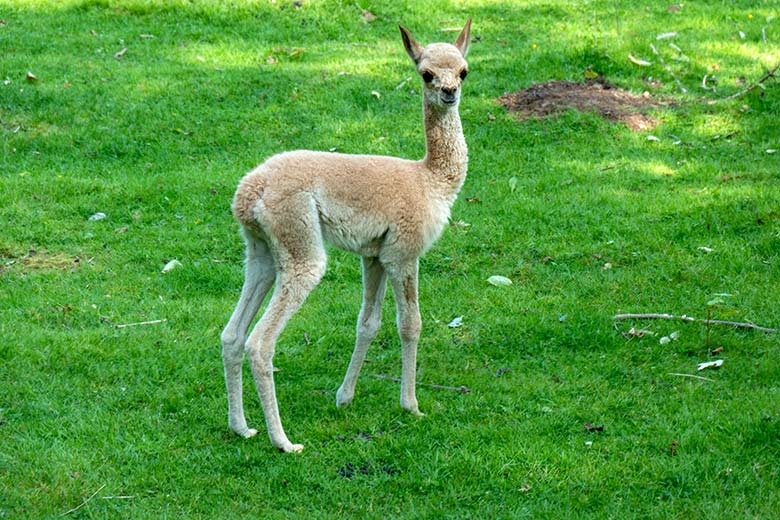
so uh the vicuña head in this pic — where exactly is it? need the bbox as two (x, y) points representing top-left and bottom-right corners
(400, 19), (471, 108)
(221, 19), (472, 453)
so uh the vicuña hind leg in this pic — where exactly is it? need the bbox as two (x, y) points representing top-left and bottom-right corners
(221, 234), (275, 438)
(245, 260), (324, 452)
(336, 256), (387, 407)
(245, 199), (327, 452)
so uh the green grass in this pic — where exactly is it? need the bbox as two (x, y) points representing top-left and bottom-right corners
(2, 0), (779, 517)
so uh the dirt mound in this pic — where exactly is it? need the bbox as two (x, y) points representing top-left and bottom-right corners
(498, 79), (663, 131)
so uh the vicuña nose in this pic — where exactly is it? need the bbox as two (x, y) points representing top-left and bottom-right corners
(441, 86), (456, 96)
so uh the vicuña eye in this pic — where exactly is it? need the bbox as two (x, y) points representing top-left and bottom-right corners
(459, 69), (468, 80)
(421, 71), (434, 83)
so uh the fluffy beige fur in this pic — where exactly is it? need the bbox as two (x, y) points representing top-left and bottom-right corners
(221, 20), (472, 452)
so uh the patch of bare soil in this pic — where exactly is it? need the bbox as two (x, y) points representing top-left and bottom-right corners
(0, 247), (82, 274)
(498, 79), (665, 131)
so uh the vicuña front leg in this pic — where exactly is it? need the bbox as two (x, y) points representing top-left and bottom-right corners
(388, 261), (423, 416)
(337, 256), (387, 407)
(221, 236), (275, 439)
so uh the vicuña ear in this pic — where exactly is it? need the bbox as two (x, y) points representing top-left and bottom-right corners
(454, 18), (472, 57)
(399, 25), (423, 64)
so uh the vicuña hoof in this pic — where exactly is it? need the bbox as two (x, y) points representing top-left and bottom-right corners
(335, 388), (353, 408)
(230, 424), (259, 439)
(402, 404), (425, 417)
(276, 442), (304, 453)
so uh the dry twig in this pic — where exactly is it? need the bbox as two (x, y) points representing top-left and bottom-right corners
(61, 484), (106, 516)
(368, 373), (471, 394)
(668, 373), (715, 382)
(114, 319), (167, 329)
(708, 61), (780, 103)
(614, 313), (780, 333)
(650, 43), (687, 94)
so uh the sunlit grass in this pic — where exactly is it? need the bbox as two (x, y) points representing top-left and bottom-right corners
(1, 0), (779, 518)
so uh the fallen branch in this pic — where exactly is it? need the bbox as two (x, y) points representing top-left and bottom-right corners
(61, 484), (106, 516)
(614, 313), (780, 333)
(668, 373), (715, 382)
(368, 373), (471, 394)
(708, 61), (780, 104)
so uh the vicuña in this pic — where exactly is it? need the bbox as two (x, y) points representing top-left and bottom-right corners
(221, 19), (472, 452)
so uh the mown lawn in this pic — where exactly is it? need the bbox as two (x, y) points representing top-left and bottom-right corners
(1, 0), (779, 518)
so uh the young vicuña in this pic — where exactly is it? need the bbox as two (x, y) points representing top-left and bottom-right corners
(221, 19), (472, 452)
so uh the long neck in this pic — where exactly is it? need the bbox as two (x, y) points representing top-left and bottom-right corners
(422, 102), (468, 191)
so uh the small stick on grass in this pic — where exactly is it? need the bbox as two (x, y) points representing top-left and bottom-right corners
(668, 373), (715, 382)
(60, 484), (106, 516)
(368, 373), (471, 394)
(707, 61), (780, 104)
(114, 319), (167, 329)
(650, 43), (687, 94)
(614, 313), (780, 333)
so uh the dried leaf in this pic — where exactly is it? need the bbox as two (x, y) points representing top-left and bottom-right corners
(667, 4), (681, 12)
(646, 135), (660, 142)
(88, 212), (107, 221)
(370, 90), (381, 99)
(697, 359), (723, 371)
(656, 32), (678, 40)
(628, 54), (652, 67)
(584, 422), (604, 432)
(287, 48), (305, 60)
(447, 316), (463, 328)
(361, 10), (377, 22)
(659, 336), (671, 345)
(509, 176), (518, 192)
(161, 259), (182, 273)
(487, 275), (512, 286)
(114, 47), (128, 60)
(626, 327), (653, 338)
(697, 246), (714, 253)
(669, 440), (679, 456)
(26, 71), (38, 82)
